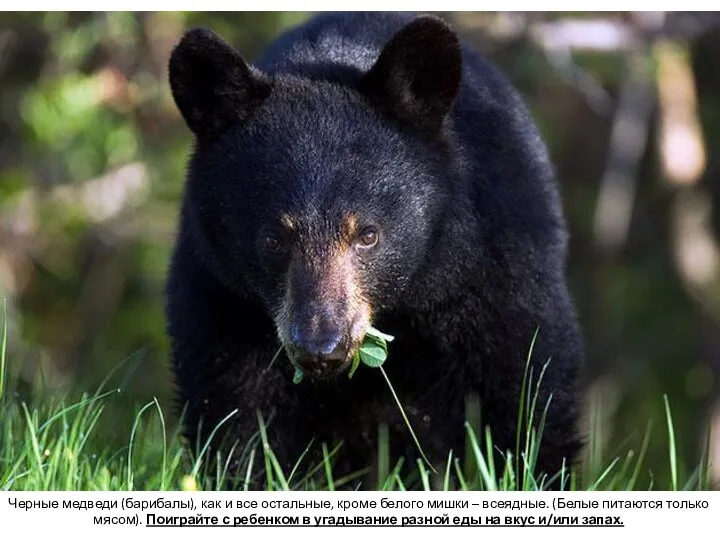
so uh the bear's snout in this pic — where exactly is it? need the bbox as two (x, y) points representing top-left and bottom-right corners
(283, 302), (364, 380)
(277, 248), (371, 380)
(288, 312), (349, 375)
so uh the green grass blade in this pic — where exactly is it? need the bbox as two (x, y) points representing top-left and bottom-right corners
(0, 298), (7, 401)
(152, 397), (168, 490)
(627, 421), (653, 490)
(256, 411), (289, 490)
(127, 400), (155, 490)
(464, 422), (497, 490)
(417, 459), (431, 491)
(663, 394), (678, 491)
(443, 449), (454, 491)
(379, 365), (437, 474)
(515, 327), (539, 481)
(322, 443), (335, 491)
(190, 408), (239, 478)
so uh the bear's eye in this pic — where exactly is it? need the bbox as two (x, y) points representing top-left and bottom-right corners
(357, 226), (379, 249)
(263, 234), (285, 254)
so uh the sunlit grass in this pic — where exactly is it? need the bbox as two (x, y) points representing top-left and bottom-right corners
(0, 386), (712, 491)
(0, 380), (710, 491)
(0, 307), (714, 491)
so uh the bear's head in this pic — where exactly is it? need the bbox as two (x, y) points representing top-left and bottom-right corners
(168, 15), (464, 380)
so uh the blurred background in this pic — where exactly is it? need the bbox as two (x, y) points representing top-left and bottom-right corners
(2, 11), (720, 488)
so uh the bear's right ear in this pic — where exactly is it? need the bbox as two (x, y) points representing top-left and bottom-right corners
(168, 28), (271, 140)
(359, 15), (462, 134)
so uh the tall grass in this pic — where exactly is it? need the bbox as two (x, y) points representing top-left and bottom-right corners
(0, 306), (715, 491)
(0, 384), (710, 491)
(0, 382), (713, 491)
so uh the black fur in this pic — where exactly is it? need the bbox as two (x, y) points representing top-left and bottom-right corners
(169, 28), (271, 139)
(166, 12), (585, 489)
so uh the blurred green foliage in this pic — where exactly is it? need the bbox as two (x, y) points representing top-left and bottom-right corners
(0, 10), (312, 438)
(1, 11), (719, 488)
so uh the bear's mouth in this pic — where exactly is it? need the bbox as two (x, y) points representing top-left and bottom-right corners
(296, 355), (353, 381)
(285, 341), (359, 382)
(277, 304), (372, 383)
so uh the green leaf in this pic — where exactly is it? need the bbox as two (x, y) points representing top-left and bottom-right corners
(365, 326), (395, 343)
(358, 342), (387, 368)
(347, 352), (361, 379)
(293, 367), (304, 384)
(347, 326), (393, 377)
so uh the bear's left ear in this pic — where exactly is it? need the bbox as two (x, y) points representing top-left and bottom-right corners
(168, 28), (271, 140)
(359, 15), (462, 133)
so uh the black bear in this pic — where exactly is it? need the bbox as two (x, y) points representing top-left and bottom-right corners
(165, 11), (584, 489)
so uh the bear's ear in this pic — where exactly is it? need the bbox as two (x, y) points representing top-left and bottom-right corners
(359, 15), (462, 133)
(168, 28), (271, 140)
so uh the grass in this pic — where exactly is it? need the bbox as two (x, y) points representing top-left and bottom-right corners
(0, 304), (716, 491)
(0, 382), (714, 492)
(1, 388), (713, 491)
